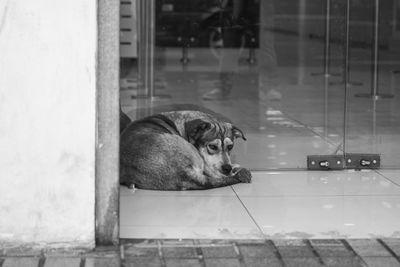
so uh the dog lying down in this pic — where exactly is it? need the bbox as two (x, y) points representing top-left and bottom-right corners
(120, 110), (252, 190)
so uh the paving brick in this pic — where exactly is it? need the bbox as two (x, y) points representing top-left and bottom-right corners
(162, 246), (197, 258)
(282, 257), (324, 267)
(362, 256), (400, 267)
(125, 257), (162, 267)
(85, 257), (121, 267)
(347, 239), (392, 257)
(204, 258), (241, 267)
(165, 258), (201, 267)
(313, 245), (354, 257)
(243, 257), (283, 267)
(92, 246), (120, 253)
(197, 239), (233, 245)
(124, 246), (159, 258)
(310, 239), (343, 246)
(274, 240), (307, 246)
(201, 245), (237, 258)
(4, 247), (42, 257)
(161, 239), (195, 246)
(386, 246), (400, 257)
(382, 239), (400, 247)
(121, 239), (153, 245)
(44, 257), (81, 267)
(238, 244), (277, 258)
(382, 239), (400, 257)
(322, 257), (364, 267)
(85, 247), (120, 260)
(276, 246), (315, 258)
(2, 239), (398, 267)
(43, 248), (85, 257)
(235, 240), (267, 245)
(2, 257), (39, 267)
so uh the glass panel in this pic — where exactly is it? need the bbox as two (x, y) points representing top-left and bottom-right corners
(345, 0), (400, 168)
(121, 0), (351, 170)
(396, 0), (400, 35)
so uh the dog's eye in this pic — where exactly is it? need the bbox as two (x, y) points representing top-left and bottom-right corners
(208, 144), (218, 151)
(227, 144), (234, 151)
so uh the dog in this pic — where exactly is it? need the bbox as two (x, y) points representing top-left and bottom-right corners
(120, 110), (252, 190)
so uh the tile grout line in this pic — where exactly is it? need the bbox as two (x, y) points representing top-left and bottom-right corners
(377, 239), (400, 263)
(304, 239), (326, 266)
(266, 240), (287, 267)
(120, 244), (126, 267)
(340, 239), (369, 267)
(232, 242), (247, 267)
(374, 170), (400, 188)
(79, 257), (86, 267)
(193, 240), (206, 267)
(157, 240), (167, 267)
(231, 186), (267, 239)
(37, 254), (46, 267)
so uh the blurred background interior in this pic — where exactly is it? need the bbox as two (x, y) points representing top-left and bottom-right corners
(119, 0), (400, 239)
(120, 0), (400, 170)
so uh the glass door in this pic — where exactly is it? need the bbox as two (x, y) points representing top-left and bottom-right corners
(394, 0), (400, 38)
(121, 0), (355, 170)
(345, 0), (400, 168)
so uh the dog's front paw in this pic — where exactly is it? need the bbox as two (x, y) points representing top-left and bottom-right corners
(234, 168), (252, 183)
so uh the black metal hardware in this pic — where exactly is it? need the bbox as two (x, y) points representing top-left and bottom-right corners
(307, 155), (344, 170)
(344, 153), (380, 170)
(307, 154), (381, 170)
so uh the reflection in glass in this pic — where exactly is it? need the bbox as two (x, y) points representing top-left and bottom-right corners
(120, 0), (400, 169)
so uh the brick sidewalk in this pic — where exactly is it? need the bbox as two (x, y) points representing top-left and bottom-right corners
(1, 239), (400, 266)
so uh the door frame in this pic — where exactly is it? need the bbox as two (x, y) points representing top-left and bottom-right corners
(95, 0), (121, 245)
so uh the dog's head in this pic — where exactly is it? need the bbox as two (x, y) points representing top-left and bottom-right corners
(185, 119), (246, 177)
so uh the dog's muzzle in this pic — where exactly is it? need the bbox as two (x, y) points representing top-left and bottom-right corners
(221, 164), (233, 175)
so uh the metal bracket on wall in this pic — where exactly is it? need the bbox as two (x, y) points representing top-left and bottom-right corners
(307, 154), (380, 170)
(344, 153), (380, 170)
(307, 155), (344, 170)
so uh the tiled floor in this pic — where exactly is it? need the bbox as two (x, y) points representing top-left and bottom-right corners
(120, 170), (400, 239)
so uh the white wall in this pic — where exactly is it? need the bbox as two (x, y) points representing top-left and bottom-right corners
(0, 0), (96, 247)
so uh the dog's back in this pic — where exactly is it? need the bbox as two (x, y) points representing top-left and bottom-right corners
(120, 113), (206, 190)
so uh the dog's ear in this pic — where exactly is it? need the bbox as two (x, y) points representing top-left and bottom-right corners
(185, 119), (211, 145)
(232, 125), (246, 141)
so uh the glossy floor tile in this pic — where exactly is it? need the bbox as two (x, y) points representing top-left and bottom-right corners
(375, 170), (400, 187)
(234, 171), (400, 240)
(120, 186), (263, 239)
(120, 170), (400, 239)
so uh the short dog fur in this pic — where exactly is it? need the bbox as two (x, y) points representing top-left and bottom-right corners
(120, 110), (252, 190)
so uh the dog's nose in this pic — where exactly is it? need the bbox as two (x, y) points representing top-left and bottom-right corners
(221, 164), (232, 174)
